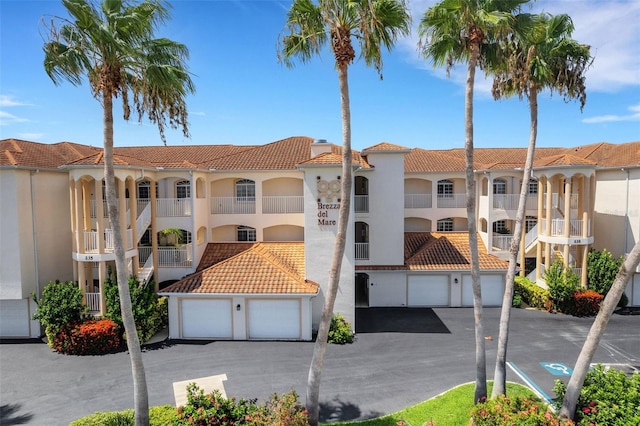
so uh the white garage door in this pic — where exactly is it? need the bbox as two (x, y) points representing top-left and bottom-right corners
(181, 299), (233, 339)
(462, 275), (504, 306)
(408, 275), (450, 306)
(0, 299), (30, 337)
(248, 299), (300, 339)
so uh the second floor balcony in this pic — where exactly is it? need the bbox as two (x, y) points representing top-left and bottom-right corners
(82, 229), (134, 253)
(211, 196), (304, 215)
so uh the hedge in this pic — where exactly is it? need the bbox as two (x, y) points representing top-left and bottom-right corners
(514, 277), (551, 311)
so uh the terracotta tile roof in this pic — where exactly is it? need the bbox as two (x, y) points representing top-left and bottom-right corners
(533, 153), (597, 167)
(405, 148), (467, 172)
(565, 141), (640, 167)
(404, 232), (508, 270)
(1, 138), (100, 169)
(196, 243), (256, 272)
(362, 142), (411, 153)
(161, 242), (318, 294)
(298, 149), (372, 168)
(204, 136), (315, 170)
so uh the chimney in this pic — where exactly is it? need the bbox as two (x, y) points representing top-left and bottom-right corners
(311, 138), (332, 157)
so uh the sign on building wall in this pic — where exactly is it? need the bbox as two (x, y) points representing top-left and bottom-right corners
(317, 176), (341, 227)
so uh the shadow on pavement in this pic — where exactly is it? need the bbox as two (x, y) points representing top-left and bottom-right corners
(356, 307), (450, 334)
(0, 403), (34, 425)
(319, 397), (384, 422)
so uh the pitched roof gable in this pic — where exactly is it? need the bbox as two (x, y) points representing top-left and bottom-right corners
(362, 142), (411, 153)
(161, 242), (318, 294)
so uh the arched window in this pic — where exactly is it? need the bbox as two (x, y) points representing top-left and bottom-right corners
(437, 179), (453, 198)
(493, 179), (507, 195)
(235, 179), (255, 201)
(137, 180), (158, 199)
(437, 218), (453, 232)
(176, 180), (190, 199)
(237, 226), (256, 242)
(527, 179), (538, 194)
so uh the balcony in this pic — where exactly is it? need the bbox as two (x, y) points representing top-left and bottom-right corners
(211, 197), (256, 214)
(492, 194), (538, 210)
(354, 195), (369, 213)
(437, 193), (466, 208)
(156, 198), (191, 217)
(83, 229), (134, 253)
(138, 244), (193, 268)
(404, 193), (432, 209)
(492, 234), (514, 252)
(262, 196), (304, 214)
(355, 242), (369, 260)
(540, 218), (589, 237)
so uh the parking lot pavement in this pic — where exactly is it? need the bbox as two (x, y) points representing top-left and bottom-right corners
(1, 307), (639, 425)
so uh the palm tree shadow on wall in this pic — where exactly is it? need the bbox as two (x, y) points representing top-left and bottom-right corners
(0, 403), (33, 425)
(356, 308), (450, 333)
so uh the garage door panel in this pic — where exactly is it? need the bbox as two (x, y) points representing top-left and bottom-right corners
(248, 299), (300, 339)
(408, 275), (449, 306)
(181, 299), (232, 339)
(462, 275), (504, 306)
(0, 299), (30, 337)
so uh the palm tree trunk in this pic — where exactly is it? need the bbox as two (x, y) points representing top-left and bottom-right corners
(560, 241), (640, 420)
(306, 63), (353, 426)
(465, 43), (487, 404)
(492, 83), (538, 398)
(103, 92), (150, 426)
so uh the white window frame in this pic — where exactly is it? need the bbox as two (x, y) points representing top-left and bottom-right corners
(235, 179), (256, 202)
(437, 179), (454, 198)
(176, 180), (191, 199)
(493, 179), (507, 195)
(437, 218), (453, 232)
(493, 220), (508, 233)
(527, 179), (538, 194)
(237, 226), (256, 242)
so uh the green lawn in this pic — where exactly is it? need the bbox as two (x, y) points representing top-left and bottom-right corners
(328, 382), (537, 426)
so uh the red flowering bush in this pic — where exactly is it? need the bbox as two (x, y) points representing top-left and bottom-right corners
(567, 290), (603, 317)
(52, 319), (122, 355)
(470, 395), (574, 425)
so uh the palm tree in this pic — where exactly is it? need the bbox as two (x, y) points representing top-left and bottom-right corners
(560, 240), (640, 419)
(279, 0), (410, 423)
(43, 1), (194, 424)
(490, 12), (591, 397)
(418, 0), (530, 403)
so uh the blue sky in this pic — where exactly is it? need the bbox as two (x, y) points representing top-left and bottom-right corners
(0, 0), (638, 151)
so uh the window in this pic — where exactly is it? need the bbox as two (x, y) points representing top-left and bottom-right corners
(437, 218), (453, 232)
(140, 229), (152, 245)
(181, 229), (192, 244)
(527, 179), (538, 194)
(493, 179), (506, 195)
(525, 216), (537, 233)
(493, 220), (508, 234)
(437, 180), (453, 198)
(237, 226), (256, 242)
(176, 180), (190, 199)
(235, 179), (255, 201)
(137, 181), (158, 199)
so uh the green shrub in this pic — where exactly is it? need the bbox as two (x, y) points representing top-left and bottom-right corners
(512, 293), (523, 308)
(470, 395), (574, 425)
(514, 277), (551, 310)
(52, 319), (122, 355)
(553, 364), (640, 426)
(587, 249), (627, 307)
(250, 390), (309, 426)
(32, 280), (86, 344)
(104, 273), (167, 343)
(174, 384), (259, 425)
(328, 313), (355, 344)
(70, 405), (177, 426)
(545, 261), (580, 313)
(566, 290), (603, 317)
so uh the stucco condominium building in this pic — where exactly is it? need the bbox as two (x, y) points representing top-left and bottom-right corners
(1, 137), (639, 339)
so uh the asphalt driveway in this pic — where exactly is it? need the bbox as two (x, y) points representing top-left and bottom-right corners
(1, 307), (639, 425)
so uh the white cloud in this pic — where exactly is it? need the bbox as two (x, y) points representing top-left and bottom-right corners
(0, 94), (31, 107)
(17, 132), (44, 140)
(0, 110), (29, 125)
(401, 0), (640, 93)
(582, 104), (640, 123)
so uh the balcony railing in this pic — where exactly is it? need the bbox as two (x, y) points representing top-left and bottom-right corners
(354, 195), (369, 213)
(492, 235), (513, 251)
(540, 218), (589, 237)
(262, 196), (304, 214)
(156, 198), (191, 217)
(90, 199), (130, 218)
(544, 193), (579, 210)
(492, 194), (537, 210)
(157, 244), (192, 268)
(355, 242), (369, 260)
(437, 193), (466, 208)
(211, 197), (256, 214)
(85, 292), (100, 313)
(83, 229), (133, 253)
(404, 193), (432, 209)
